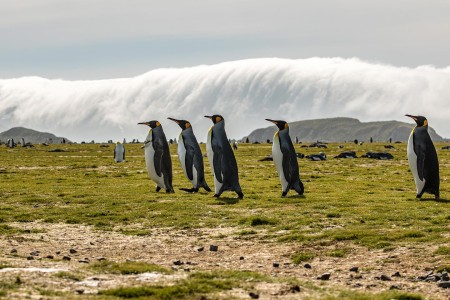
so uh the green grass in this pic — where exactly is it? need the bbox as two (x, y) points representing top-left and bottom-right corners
(1, 142), (450, 299)
(90, 261), (171, 275)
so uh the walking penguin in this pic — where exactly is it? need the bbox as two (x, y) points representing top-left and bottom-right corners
(168, 117), (211, 193)
(138, 120), (174, 193)
(265, 119), (304, 197)
(405, 114), (439, 199)
(205, 115), (244, 199)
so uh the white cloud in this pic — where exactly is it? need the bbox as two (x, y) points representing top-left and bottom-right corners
(1, 57), (449, 142)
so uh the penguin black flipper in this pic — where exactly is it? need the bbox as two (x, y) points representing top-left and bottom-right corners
(152, 141), (164, 177)
(213, 150), (223, 183)
(185, 144), (195, 181)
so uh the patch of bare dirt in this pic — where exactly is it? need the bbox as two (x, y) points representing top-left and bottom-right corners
(1, 222), (449, 299)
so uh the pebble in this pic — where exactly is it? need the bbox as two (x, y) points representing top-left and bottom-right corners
(304, 263), (312, 269)
(379, 275), (391, 281)
(75, 289), (85, 294)
(173, 260), (184, 266)
(289, 285), (301, 293)
(317, 273), (331, 280)
(69, 249), (77, 254)
(240, 256), (244, 260)
(45, 255), (54, 259)
(349, 266), (358, 272)
(209, 245), (218, 252)
(273, 262), (280, 268)
(438, 281), (450, 289)
(97, 257), (106, 261)
(30, 251), (40, 256)
(63, 256), (71, 261)
(392, 271), (401, 277)
(390, 285), (401, 290)
(197, 247), (204, 252)
(10, 249), (17, 254)
(56, 251), (61, 255)
(249, 292), (259, 299)
(26, 256), (34, 260)
(78, 260), (89, 264)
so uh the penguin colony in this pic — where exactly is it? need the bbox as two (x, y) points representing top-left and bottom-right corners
(137, 114), (440, 199)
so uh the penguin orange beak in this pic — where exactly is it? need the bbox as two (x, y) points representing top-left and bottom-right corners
(405, 114), (418, 121)
(167, 117), (180, 124)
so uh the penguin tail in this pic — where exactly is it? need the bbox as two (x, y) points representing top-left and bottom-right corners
(294, 180), (304, 195)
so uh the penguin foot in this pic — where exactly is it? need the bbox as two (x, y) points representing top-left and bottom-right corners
(416, 194), (422, 199)
(156, 186), (161, 192)
(203, 186), (212, 192)
(165, 189), (175, 193)
(281, 191), (288, 197)
(435, 194), (440, 200)
(213, 194), (220, 198)
(236, 191), (244, 199)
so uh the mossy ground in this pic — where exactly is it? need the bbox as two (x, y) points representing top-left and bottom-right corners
(0, 141), (449, 299)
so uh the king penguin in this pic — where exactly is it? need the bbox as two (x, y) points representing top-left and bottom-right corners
(168, 117), (211, 193)
(266, 119), (304, 197)
(205, 115), (244, 199)
(114, 141), (125, 163)
(406, 114), (440, 199)
(138, 120), (174, 193)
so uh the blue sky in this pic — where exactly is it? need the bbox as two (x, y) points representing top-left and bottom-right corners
(1, 0), (450, 79)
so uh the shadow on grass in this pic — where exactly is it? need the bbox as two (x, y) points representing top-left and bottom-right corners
(215, 197), (240, 205)
(419, 197), (450, 203)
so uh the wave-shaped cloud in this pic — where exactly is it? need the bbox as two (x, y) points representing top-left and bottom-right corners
(1, 57), (449, 142)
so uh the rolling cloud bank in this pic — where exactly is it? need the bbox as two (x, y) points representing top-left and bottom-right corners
(1, 57), (449, 142)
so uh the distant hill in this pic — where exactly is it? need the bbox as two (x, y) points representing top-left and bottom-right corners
(0, 127), (70, 144)
(244, 117), (445, 143)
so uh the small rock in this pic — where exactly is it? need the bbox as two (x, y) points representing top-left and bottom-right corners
(78, 260), (89, 264)
(289, 285), (301, 293)
(240, 256), (244, 260)
(209, 245), (218, 252)
(97, 257), (106, 261)
(442, 272), (449, 281)
(75, 289), (85, 294)
(184, 268), (190, 272)
(90, 242), (95, 245)
(69, 249), (77, 254)
(56, 251), (61, 255)
(197, 247), (204, 252)
(273, 262), (280, 268)
(173, 260), (183, 266)
(392, 271), (401, 277)
(26, 256), (34, 260)
(45, 255), (54, 259)
(349, 266), (358, 272)
(317, 273), (331, 280)
(249, 292), (259, 299)
(438, 281), (450, 289)
(10, 249), (17, 254)
(380, 274), (391, 281)
(63, 256), (71, 261)
(30, 251), (39, 256)
(304, 263), (312, 269)
(390, 285), (401, 290)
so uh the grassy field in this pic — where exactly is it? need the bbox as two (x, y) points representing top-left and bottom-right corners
(0, 141), (449, 299)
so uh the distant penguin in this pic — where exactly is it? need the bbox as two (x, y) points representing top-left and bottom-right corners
(204, 115), (243, 199)
(138, 120), (174, 193)
(266, 119), (304, 197)
(168, 117), (211, 193)
(114, 142), (125, 163)
(405, 114), (439, 199)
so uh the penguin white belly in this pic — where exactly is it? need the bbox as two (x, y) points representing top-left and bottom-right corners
(407, 131), (425, 194)
(114, 145), (124, 162)
(144, 131), (166, 189)
(272, 133), (288, 192)
(207, 127), (223, 194)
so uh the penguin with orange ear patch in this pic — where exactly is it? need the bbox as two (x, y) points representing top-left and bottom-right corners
(266, 119), (304, 197)
(138, 120), (174, 193)
(405, 114), (439, 199)
(205, 115), (244, 199)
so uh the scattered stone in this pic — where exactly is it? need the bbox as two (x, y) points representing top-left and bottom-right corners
(197, 247), (204, 252)
(90, 242), (95, 245)
(26, 256), (34, 260)
(438, 281), (450, 289)
(45, 255), (54, 259)
(273, 262), (280, 268)
(304, 263), (312, 269)
(289, 285), (301, 293)
(69, 248), (77, 254)
(78, 260), (89, 264)
(30, 251), (39, 256)
(186, 261), (192, 265)
(392, 271), (401, 277)
(97, 257), (106, 261)
(10, 249), (17, 254)
(240, 256), (244, 260)
(390, 285), (401, 290)
(184, 268), (190, 272)
(75, 289), (85, 294)
(317, 273), (331, 280)
(349, 266), (359, 272)
(442, 273), (449, 281)
(56, 251), (61, 255)
(379, 274), (391, 281)
(173, 260), (184, 266)
(249, 292), (259, 299)
(209, 245), (218, 252)
(63, 256), (71, 261)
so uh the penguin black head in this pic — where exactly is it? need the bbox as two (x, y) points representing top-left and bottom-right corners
(266, 119), (289, 131)
(405, 115), (428, 127)
(204, 115), (224, 124)
(168, 118), (191, 130)
(138, 120), (161, 128)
